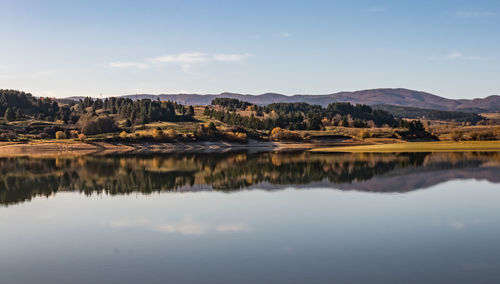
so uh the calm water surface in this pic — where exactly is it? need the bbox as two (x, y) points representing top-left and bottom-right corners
(1, 151), (500, 284)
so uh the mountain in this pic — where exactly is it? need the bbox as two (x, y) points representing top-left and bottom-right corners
(67, 88), (500, 112)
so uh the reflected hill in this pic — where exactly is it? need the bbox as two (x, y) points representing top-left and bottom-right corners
(1, 151), (500, 205)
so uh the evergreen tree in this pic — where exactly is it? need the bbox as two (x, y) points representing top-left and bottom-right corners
(4, 108), (14, 121)
(187, 106), (194, 117)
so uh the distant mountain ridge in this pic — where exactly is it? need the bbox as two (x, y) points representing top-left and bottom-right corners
(68, 88), (500, 112)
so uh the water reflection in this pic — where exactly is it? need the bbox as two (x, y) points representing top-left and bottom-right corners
(1, 151), (499, 205)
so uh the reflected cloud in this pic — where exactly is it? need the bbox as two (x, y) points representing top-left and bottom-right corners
(432, 219), (490, 230)
(449, 221), (466, 230)
(109, 217), (251, 236)
(215, 224), (251, 233)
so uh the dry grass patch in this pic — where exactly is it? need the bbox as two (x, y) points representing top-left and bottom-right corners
(311, 141), (500, 153)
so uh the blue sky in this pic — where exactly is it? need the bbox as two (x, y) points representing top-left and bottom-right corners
(0, 0), (499, 99)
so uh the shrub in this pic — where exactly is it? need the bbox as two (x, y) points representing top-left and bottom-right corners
(152, 128), (165, 141)
(358, 130), (371, 140)
(468, 130), (497, 141)
(119, 131), (128, 140)
(42, 126), (58, 138)
(0, 130), (16, 141)
(80, 115), (116, 135)
(225, 131), (248, 143)
(55, 131), (66, 139)
(165, 129), (177, 140)
(69, 130), (80, 138)
(195, 123), (220, 140)
(450, 130), (464, 141)
(269, 127), (301, 141)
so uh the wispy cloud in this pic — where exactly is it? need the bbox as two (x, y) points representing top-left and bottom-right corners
(445, 51), (463, 59)
(213, 53), (250, 62)
(215, 224), (251, 233)
(276, 32), (291, 38)
(455, 11), (495, 18)
(153, 52), (251, 63)
(153, 52), (210, 64)
(107, 61), (150, 69)
(429, 51), (487, 61)
(107, 52), (251, 73)
(151, 52), (251, 72)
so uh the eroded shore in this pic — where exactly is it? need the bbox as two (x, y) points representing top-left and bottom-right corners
(0, 139), (359, 157)
(4, 139), (497, 157)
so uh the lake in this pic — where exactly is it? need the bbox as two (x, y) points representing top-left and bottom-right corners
(1, 151), (500, 284)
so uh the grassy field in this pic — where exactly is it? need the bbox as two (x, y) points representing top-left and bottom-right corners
(481, 112), (500, 120)
(310, 141), (500, 153)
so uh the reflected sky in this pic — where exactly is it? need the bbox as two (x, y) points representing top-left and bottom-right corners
(1, 153), (500, 283)
(1, 181), (500, 283)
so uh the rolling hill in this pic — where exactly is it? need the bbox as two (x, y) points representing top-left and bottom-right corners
(68, 88), (500, 112)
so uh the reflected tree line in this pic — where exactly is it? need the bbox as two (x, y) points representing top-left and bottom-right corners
(1, 151), (500, 205)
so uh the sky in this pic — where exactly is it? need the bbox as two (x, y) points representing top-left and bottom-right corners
(0, 0), (499, 99)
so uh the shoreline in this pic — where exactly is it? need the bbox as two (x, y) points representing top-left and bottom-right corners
(0, 139), (351, 157)
(2, 139), (500, 157)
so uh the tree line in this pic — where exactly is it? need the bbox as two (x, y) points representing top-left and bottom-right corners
(373, 104), (484, 124)
(208, 99), (398, 130)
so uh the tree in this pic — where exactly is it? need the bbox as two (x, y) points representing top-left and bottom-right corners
(4, 108), (14, 121)
(124, 119), (132, 127)
(187, 105), (195, 117)
(15, 109), (22, 120)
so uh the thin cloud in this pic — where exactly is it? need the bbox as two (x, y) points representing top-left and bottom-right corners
(108, 62), (150, 69)
(153, 52), (210, 64)
(107, 52), (251, 73)
(429, 51), (487, 61)
(213, 53), (251, 62)
(153, 52), (251, 63)
(276, 32), (291, 38)
(455, 11), (495, 18)
(446, 51), (463, 59)
(215, 224), (251, 233)
(151, 52), (251, 72)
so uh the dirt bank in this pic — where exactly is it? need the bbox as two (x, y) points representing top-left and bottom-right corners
(0, 139), (359, 157)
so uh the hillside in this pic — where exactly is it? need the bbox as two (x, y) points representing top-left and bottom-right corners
(97, 88), (500, 112)
(373, 104), (484, 123)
